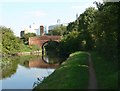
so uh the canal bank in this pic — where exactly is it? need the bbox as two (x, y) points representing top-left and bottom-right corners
(15, 50), (42, 56)
(33, 51), (118, 89)
(33, 51), (89, 89)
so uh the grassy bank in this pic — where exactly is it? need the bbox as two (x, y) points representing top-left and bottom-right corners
(91, 52), (118, 89)
(33, 51), (89, 89)
(33, 51), (118, 90)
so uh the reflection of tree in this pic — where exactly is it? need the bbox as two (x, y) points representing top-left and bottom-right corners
(18, 55), (38, 68)
(1, 57), (19, 80)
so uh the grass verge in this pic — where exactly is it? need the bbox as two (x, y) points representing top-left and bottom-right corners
(91, 52), (118, 89)
(33, 51), (89, 89)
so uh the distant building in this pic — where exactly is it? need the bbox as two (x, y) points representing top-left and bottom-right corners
(48, 24), (60, 32)
(40, 25), (44, 36)
(20, 23), (48, 37)
(44, 26), (47, 34)
(48, 23), (68, 33)
(24, 23), (38, 34)
(20, 31), (25, 37)
(36, 27), (40, 36)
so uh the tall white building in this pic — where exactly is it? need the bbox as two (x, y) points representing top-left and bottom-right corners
(24, 23), (38, 34)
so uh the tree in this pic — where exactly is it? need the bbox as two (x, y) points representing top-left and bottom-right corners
(58, 7), (97, 56)
(58, 31), (81, 57)
(78, 7), (97, 50)
(92, 2), (119, 60)
(1, 26), (21, 55)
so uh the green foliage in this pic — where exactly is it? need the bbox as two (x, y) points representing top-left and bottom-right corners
(78, 7), (97, 50)
(59, 2), (119, 61)
(78, 7), (97, 30)
(66, 21), (78, 34)
(92, 2), (119, 60)
(58, 31), (81, 57)
(59, 7), (97, 54)
(1, 26), (22, 55)
(21, 33), (36, 45)
(20, 45), (41, 52)
(34, 51), (89, 89)
(48, 25), (67, 36)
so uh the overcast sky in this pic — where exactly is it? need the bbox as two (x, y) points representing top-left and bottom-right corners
(0, 0), (103, 37)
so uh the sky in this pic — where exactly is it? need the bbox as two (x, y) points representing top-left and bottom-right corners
(0, 0), (103, 37)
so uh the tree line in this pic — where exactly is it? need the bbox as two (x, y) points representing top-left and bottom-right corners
(1, 27), (22, 56)
(0, 26), (37, 56)
(48, 2), (119, 61)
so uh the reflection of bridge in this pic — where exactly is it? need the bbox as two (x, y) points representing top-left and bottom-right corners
(28, 58), (60, 68)
(29, 35), (61, 47)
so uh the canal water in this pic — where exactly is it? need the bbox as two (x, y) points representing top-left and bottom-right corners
(0, 53), (61, 89)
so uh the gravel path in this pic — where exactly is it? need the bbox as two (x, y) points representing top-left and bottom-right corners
(87, 53), (98, 89)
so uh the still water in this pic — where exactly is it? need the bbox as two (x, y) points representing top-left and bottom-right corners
(0, 54), (61, 89)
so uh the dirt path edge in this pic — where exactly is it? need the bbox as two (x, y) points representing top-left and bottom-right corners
(87, 52), (98, 89)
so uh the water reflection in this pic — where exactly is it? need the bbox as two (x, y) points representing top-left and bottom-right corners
(1, 53), (61, 89)
(1, 57), (19, 80)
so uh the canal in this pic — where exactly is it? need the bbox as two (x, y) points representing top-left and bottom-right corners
(0, 52), (62, 89)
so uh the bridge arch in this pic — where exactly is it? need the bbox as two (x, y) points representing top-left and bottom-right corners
(42, 40), (59, 54)
(42, 40), (59, 49)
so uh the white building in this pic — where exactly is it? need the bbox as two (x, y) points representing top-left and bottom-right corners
(23, 23), (47, 36)
(24, 23), (45, 36)
(24, 23), (39, 34)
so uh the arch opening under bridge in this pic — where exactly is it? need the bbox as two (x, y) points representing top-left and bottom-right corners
(42, 40), (59, 55)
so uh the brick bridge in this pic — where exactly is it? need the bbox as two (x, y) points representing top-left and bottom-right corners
(29, 35), (61, 47)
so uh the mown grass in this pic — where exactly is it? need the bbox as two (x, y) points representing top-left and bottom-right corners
(33, 51), (89, 90)
(91, 52), (118, 89)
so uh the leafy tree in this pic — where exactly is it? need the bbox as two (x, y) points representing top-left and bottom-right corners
(92, 2), (119, 60)
(78, 7), (97, 50)
(1, 26), (21, 55)
(58, 7), (97, 58)
(58, 31), (81, 57)
(66, 20), (79, 34)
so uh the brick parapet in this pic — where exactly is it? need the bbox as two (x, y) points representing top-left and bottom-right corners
(29, 35), (61, 47)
